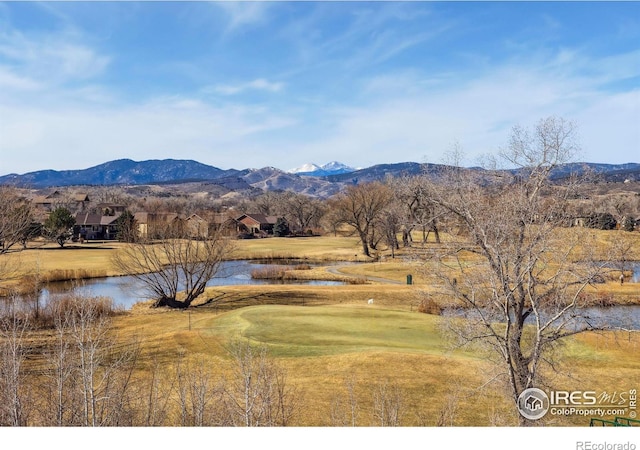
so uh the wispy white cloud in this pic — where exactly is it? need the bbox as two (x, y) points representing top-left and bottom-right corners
(0, 94), (298, 173)
(0, 66), (42, 92)
(0, 28), (110, 85)
(0, 2), (637, 175)
(205, 78), (285, 96)
(276, 2), (446, 76)
(215, 2), (272, 34)
(284, 47), (640, 168)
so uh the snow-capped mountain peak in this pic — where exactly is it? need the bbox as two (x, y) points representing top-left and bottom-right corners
(289, 163), (322, 174)
(288, 161), (355, 176)
(321, 161), (352, 172)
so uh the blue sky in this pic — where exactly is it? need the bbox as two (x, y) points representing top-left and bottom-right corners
(0, 1), (638, 175)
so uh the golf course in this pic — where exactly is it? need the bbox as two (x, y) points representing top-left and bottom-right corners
(3, 231), (636, 426)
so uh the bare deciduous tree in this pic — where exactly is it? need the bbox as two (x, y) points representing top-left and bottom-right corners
(329, 375), (360, 426)
(140, 357), (173, 426)
(392, 176), (445, 247)
(41, 302), (77, 426)
(174, 353), (222, 426)
(111, 227), (234, 308)
(377, 201), (402, 258)
(222, 339), (299, 426)
(33, 293), (140, 426)
(0, 254), (21, 297)
(67, 294), (118, 426)
(372, 380), (403, 426)
(0, 187), (34, 254)
(421, 117), (609, 425)
(281, 192), (325, 234)
(329, 182), (394, 258)
(608, 230), (637, 282)
(0, 297), (30, 426)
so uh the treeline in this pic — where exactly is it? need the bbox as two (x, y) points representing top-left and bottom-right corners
(1, 160), (639, 253)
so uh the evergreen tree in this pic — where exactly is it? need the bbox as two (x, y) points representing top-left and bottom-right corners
(44, 207), (75, 247)
(274, 217), (290, 237)
(115, 210), (138, 242)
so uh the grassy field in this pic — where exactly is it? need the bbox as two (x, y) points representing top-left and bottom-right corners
(113, 301), (640, 426)
(3, 230), (640, 426)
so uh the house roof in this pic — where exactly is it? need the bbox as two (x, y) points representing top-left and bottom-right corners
(236, 214), (278, 225)
(75, 212), (121, 226)
(33, 191), (89, 204)
(33, 196), (52, 204)
(43, 190), (62, 199)
(73, 193), (90, 202)
(210, 212), (237, 224)
(33, 192), (60, 204)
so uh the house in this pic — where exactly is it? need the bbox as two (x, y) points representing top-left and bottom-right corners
(134, 212), (182, 239)
(33, 190), (64, 212)
(72, 193), (91, 211)
(74, 212), (122, 241)
(209, 212), (238, 236)
(185, 214), (209, 239)
(34, 191), (90, 212)
(235, 214), (278, 236)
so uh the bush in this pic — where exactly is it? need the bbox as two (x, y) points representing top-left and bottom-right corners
(417, 298), (442, 315)
(251, 266), (288, 280)
(621, 216), (636, 232)
(585, 213), (617, 230)
(346, 276), (367, 285)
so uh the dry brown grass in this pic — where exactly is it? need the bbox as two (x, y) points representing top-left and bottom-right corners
(110, 303), (516, 426)
(111, 299), (640, 426)
(3, 228), (639, 426)
(232, 235), (367, 261)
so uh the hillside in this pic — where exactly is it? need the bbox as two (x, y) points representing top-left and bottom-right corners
(0, 159), (233, 187)
(1, 159), (639, 199)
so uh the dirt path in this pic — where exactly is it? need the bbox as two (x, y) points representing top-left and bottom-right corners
(326, 264), (405, 285)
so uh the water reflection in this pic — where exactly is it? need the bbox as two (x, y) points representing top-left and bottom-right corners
(38, 260), (347, 310)
(442, 305), (640, 330)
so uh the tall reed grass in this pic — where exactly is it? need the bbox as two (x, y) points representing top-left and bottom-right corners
(42, 268), (109, 283)
(251, 264), (313, 280)
(0, 292), (119, 330)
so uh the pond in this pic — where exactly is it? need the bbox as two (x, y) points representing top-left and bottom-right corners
(632, 262), (640, 283)
(37, 259), (348, 310)
(442, 305), (640, 331)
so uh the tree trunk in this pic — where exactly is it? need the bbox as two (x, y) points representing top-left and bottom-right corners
(358, 231), (370, 257)
(154, 297), (190, 309)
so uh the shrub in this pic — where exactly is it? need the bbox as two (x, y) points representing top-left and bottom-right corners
(46, 294), (116, 322)
(346, 276), (367, 285)
(585, 213), (617, 230)
(621, 216), (636, 232)
(251, 266), (288, 280)
(417, 298), (442, 315)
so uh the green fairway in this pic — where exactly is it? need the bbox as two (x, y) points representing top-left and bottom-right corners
(203, 304), (460, 358)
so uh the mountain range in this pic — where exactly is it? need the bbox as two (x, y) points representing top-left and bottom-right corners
(1, 159), (639, 198)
